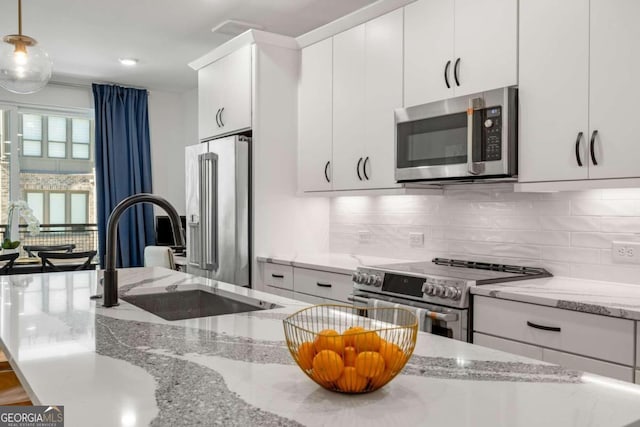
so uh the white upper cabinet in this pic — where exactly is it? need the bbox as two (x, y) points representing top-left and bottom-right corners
(362, 9), (403, 189)
(404, 0), (454, 107)
(588, 0), (640, 180)
(298, 39), (333, 192)
(518, 0), (590, 182)
(198, 44), (252, 141)
(332, 10), (404, 191)
(519, 0), (640, 185)
(404, 0), (517, 107)
(332, 24), (367, 190)
(453, 0), (517, 97)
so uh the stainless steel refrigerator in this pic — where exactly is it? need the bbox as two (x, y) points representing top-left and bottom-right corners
(185, 135), (250, 286)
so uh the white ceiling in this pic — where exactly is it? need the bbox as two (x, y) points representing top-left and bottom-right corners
(0, 0), (376, 92)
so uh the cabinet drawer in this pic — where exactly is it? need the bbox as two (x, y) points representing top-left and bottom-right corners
(473, 333), (543, 361)
(543, 348), (633, 383)
(262, 263), (294, 291)
(293, 268), (352, 303)
(474, 296), (635, 366)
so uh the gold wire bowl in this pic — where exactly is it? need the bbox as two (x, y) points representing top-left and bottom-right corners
(283, 304), (418, 394)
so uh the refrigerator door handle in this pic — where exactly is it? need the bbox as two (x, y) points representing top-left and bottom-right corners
(198, 154), (207, 269)
(202, 152), (219, 271)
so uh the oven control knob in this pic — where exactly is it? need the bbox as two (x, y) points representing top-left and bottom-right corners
(434, 285), (445, 297)
(351, 272), (359, 282)
(354, 273), (365, 284)
(423, 283), (434, 295)
(484, 119), (493, 128)
(373, 276), (382, 287)
(444, 287), (459, 299)
(365, 275), (376, 286)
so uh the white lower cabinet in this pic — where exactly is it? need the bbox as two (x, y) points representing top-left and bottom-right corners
(474, 296), (636, 382)
(474, 333), (543, 360)
(258, 261), (353, 304)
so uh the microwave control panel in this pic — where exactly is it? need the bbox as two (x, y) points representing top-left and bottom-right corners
(481, 106), (502, 161)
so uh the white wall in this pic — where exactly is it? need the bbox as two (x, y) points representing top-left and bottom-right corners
(148, 88), (198, 215)
(330, 184), (640, 284)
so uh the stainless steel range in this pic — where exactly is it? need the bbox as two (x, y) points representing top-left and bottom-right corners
(350, 258), (551, 342)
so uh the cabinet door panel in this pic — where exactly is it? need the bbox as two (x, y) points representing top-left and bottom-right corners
(332, 25), (367, 190)
(404, 0), (455, 107)
(299, 39), (333, 192)
(518, 0), (589, 182)
(543, 348), (633, 383)
(589, 0), (640, 179)
(362, 9), (403, 189)
(220, 44), (252, 136)
(453, 0), (517, 97)
(198, 62), (225, 141)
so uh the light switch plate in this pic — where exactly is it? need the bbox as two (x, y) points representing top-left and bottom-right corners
(612, 241), (640, 264)
(409, 232), (424, 247)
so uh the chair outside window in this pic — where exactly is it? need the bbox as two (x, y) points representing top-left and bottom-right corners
(39, 250), (97, 273)
(24, 244), (76, 258)
(0, 253), (19, 275)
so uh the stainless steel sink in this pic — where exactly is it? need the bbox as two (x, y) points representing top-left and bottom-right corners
(122, 289), (281, 321)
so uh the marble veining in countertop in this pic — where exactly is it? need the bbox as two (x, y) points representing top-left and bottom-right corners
(1, 268), (640, 427)
(256, 253), (411, 275)
(471, 276), (640, 320)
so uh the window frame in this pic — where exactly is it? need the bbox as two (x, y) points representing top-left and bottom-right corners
(23, 190), (91, 225)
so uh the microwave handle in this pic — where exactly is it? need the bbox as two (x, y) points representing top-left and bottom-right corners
(467, 97), (484, 176)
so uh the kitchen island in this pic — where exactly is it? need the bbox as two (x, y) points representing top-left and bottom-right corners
(1, 268), (640, 427)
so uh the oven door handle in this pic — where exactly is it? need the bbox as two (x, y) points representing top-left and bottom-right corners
(348, 295), (459, 322)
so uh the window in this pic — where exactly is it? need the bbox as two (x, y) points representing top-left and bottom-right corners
(24, 191), (90, 225)
(22, 114), (42, 156)
(47, 116), (67, 158)
(19, 112), (93, 160)
(72, 119), (90, 159)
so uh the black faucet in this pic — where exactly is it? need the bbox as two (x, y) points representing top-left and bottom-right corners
(102, 193), (186, 307)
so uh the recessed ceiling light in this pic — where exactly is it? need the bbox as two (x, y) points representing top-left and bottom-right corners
(118, 58), (138, 66)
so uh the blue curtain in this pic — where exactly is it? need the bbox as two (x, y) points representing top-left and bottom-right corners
(93, 84), (154, 268)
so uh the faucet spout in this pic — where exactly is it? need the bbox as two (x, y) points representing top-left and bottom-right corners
(102, 193), (185, 307)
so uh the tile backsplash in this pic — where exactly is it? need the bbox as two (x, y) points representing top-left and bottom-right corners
(330, 184), (640, 284)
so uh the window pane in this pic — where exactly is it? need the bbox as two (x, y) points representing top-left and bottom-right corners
(72, 119), (90, 143)
(49, 193), (66, 224)
(70, 193), (87, 224)
(22, 140), (41, 156)
(48, 116), (67, 142)
(48, 141), (66, 158)
(26, 193), (44, 223)
(72, 143), (89, 159)
(22, 114), (42, 140)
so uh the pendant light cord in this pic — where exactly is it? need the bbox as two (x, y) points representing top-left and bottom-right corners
(18, 0), (22, 36)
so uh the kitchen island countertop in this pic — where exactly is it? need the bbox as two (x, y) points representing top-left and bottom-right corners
(2, 268), (640, 427)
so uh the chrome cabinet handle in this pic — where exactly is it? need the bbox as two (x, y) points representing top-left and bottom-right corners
(575, 131), (584, 167)
(363, 157), (370, 180)
(454, 58), (461, 87)
(590, 130), (598, 166)
(215, 109), (221, 127)
(444, 60), (451, 89)
(324, 161), (330, 183)
(527, 321), (561, 332)
(356, 157), (363, 181)
(219, 107), (225, 127)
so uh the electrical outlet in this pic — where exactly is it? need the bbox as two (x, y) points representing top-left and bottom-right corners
(409, 232), (424, 247)
(358, 230), (372, 244)
(612, 241), (640, 264)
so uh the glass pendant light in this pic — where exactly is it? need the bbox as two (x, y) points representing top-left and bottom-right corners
(0, 0), (52, 94)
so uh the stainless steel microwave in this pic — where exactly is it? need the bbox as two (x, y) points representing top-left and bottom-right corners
(395, 87), (517, 183)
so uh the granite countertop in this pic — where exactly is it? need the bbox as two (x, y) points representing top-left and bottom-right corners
(2, 268), (640, 426)
(471, 276), (640, 320)
(256, 253), (410, 275)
